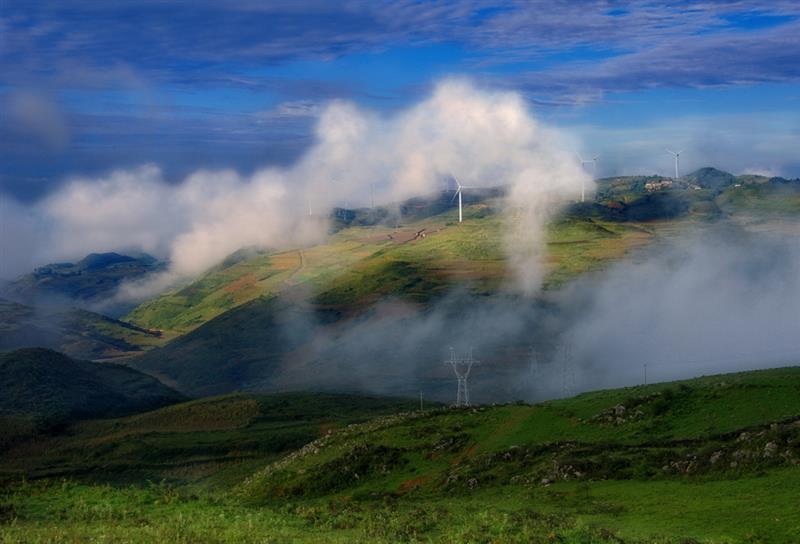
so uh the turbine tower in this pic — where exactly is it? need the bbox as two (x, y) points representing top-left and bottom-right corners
(446, 347), (480, 407)
(579, 155), (598, 203)
(450, 175), (473, 223)
(666, 149), (683, 179)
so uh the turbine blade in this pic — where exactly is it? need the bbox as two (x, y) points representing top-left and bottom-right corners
(450, 188), (461, 203)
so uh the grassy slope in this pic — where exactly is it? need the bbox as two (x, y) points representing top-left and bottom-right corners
(125, 200), (660, 336)
(2, 367), (799, 543)
(120, 175), (800, 369)
(124, 180), (800, 398)
(234, 366), (800, 541)
(126, 213), (664, 397)
(0, 392), (423, 488)
(0, 348), (184, 446)
(717, 182), (800, 216)
(0, 298), (163, 361)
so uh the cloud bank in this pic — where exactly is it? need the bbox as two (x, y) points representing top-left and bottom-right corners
(265, 226), (800, 404)
(2, 80), (588, 301)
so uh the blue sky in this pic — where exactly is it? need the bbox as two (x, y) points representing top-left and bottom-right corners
(1, 0), (799, 201)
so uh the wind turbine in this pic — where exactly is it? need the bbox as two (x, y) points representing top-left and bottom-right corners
(579, 155), (599, 203)
(450, 175), (472, 223)
(666, 149), (683, 179)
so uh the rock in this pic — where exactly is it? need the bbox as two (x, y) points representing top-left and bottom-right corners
(710, 451), (723, 464)
(764, 442), (778, 458)
(614, 404), (626, 416)
(468, 478), (478, 489)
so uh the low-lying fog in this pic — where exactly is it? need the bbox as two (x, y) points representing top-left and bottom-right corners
(271, 224), (800, 403)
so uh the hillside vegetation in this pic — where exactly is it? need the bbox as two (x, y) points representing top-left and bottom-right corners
(0, 391), (422, 488)
(125, 169), (799, 339)
(125, 203), (655, 336)
(1, 366), (799, 542)
(0, 348), (183, 446)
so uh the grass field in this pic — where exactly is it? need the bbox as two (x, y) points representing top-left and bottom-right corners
(4, 470), (799, 543)
(2, 367), (799, 543)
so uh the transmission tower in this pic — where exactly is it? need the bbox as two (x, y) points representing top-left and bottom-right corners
(445, 347), (480, 407)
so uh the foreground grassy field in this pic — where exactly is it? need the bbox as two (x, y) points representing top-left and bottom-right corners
(2, 366), (799, 542)
(4, 469), (799, 543)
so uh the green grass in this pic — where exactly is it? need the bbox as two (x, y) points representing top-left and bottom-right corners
(4, 472), (799, 543)
(0, 392), (423, 489)
(717, 183), (800, 215)
(239, 367), (800, 507)
(2, 368), (800, 542)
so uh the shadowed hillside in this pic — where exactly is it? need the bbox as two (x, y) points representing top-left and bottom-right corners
(0, 298), (162, 361)
(0, 348), (184, 446)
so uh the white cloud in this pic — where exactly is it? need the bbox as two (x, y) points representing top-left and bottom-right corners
(4, 80), (589, 299)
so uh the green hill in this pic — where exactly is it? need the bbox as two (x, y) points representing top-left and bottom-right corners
(0, 391), (423, 487)
(128, 167), (777, 339)
(682, 166), (737, 191)
(717, 177), (800, 215)
(2, 366), (799, 542)
(124, 195), (654, 337)
(233, 365), (800, 541)
(0, 298), (162, 361)
(120, 170), (800, 398)
(125, 214), (655, 398)
(0, 348), (184, 444)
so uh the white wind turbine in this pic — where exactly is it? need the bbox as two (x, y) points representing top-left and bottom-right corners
(666, 149), (683, 179)
(450, 175), (473, 223)
(579, 155), (598, 203)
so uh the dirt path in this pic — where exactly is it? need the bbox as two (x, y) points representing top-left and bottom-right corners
(283, 249), (306, 287)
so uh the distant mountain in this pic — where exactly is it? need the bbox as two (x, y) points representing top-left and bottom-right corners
(681, 167), (737, 192)
(0, 348), (184, 430)
(0, 298), (162, 361)
(1, 252), (165, 317)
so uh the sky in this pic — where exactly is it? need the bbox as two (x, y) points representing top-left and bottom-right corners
(1, 0), (799, 203)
